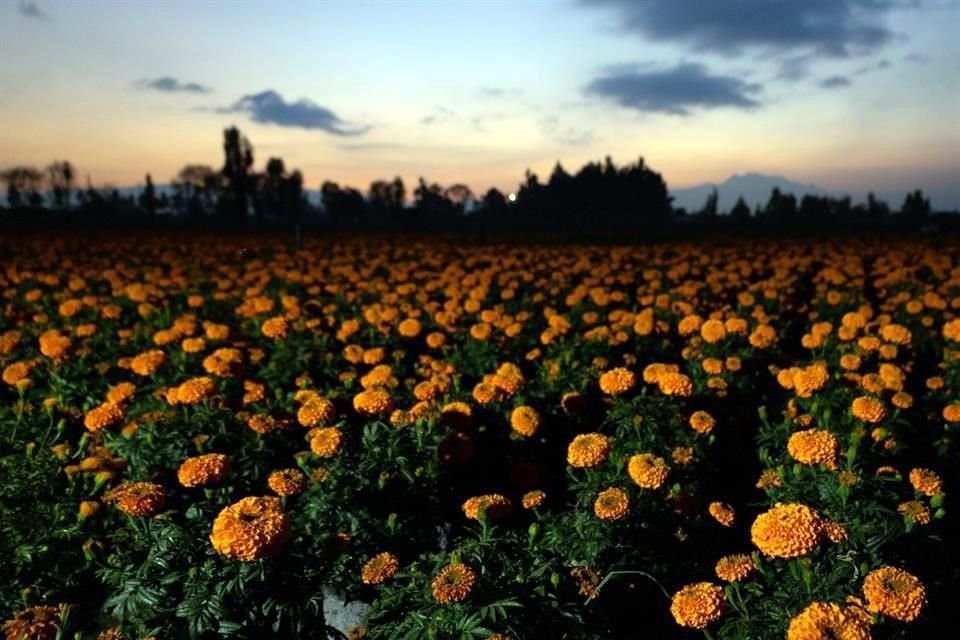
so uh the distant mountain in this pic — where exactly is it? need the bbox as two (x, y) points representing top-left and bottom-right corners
(670, 173), (831, 214)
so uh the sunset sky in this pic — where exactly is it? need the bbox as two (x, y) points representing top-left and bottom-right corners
(2, 0), (959, 207)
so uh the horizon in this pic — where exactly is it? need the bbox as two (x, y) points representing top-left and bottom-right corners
(2, 0), (959, 208)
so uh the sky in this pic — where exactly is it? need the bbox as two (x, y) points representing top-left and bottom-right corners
(1, 0), (959, 208)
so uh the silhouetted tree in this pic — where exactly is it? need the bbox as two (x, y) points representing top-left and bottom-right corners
(444, 184), (474, 214)
(762, 187), (797, 220)
(46, 161), (74, 209)
(2, 166), (44, 208)
(140, 174), (157, 217)
(221, 126), (254, 224)
(699, 188), (718, 217)
(900, 189), (930, 221)
(730, 196), (751, 221)
(866, 192), (890, 219)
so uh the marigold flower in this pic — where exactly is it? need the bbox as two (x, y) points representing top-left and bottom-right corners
(786, 602), (871, 640)
(1, 604), (70, 640)
(353, 388), (394, 416)
(130, 349), (165, 376)
(2, 361), (33, 386)
(297, 396), (336, 427)
(715, 554), (755, 582)
(178, 453), (230, 487)
(83, 402), (124, 432)
(594, 487), (629, 520)
(708, 501), (735, 527)
(898, 500), (931, 525)
(627, 453), (670, 489)
(104, 481), (166, 517)
(670, 582), (727, 629)
(509, 405), (541, 437)
(689, 410), (715, 434)
(599, 367), (636, 395)
(657, 371), (693, 396)
(462, 494), (513, 521)
(432, 563), (477, 604)
(862, 566), (926, 622)
(787, 429), (839, 469)
(361, 552), (400, 585)
(700, 319), (727, 343)
(908, 468), (942, 496)
(751, 503), (823, 558)
(210, 496), (291, 561)
(851, 396), (887, 423)
(522, 490), (546, 509)
(822, 520), (848, 543)
(174, 376), (216, 405)
(261, 316), (288, 339)
(567, 433), (611, 468)
(309, 427), (344, 457)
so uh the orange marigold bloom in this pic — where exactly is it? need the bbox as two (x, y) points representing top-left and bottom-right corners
(3, 361), (33, 386)
(509, 405), (541, 437)
(670, 582), (727, 629)
(594, 487), (629, 520)
(879, 323), (911, 345)
(898, 500), (931, 525)
(130, 349), (166, 376)
(567, 433), (611, 468)
(462, 494), (513, 521)
(750, 503), (823, 558)
(708, 501), (735, 527)
(715, 554), (756, 582)
(522, 490), (546, 509)
(432, 563), (477, 604)
(361, 552), (400, 585)
(862, 566), (926, 622)
(786, 602), (871, 640)
(309, 427), (344, 457)
(822, 520), (849, 543)
(397, 318), (422, 337)
(83, 402), (124, 432)
(268, 468), (306, 496)
(657, 371), (693, 397)
(787, 429), (839, 469)
(441, 401), (474, 431)
(174, 376), (216, 405)
(247, 413), (288, 434)
(106, 381), (136, 404)
(908, 468), (943, 497)
(942, 403), (960, 423)
(689, 410), (715, 434)
(627, 453), (671, 489)
(598, 367), (636, 395)
(793, 363), (829, 398)
(210, 496), (291, 561)
(177, 453), (230, 487)
(851, 396), (887, 423)
(261, 316), (288, 339)
(353, 388), (394, 416)
(104, 481), (166, 517)
(700, 319), (727, 343)
(1, 604), (70, 640)
(297, 396), (336, 427)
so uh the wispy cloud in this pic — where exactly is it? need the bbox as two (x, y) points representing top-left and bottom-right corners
(421, 106), (455, 126)
(553, 128), (594, 146)
(819, 75), (852, 88)
(853, 59), (892, 75)
(585, 62), (762, 116)
(219, 90), (369, 135)
(479, 87), (524, 98)
(136, 76), (212, 94)
(18, 0), (50, 20)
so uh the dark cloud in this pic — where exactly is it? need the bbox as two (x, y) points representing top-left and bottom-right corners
(581, 0), (917, 58)
(421, 107), (455, 126)
(819, 75), (852, 88)
(220, 90), (369, 135)
(776, 55), (814, 81)
(584, 62), (762, 116)
(19, 0), (50, 20)
(136, 76), (212, 94)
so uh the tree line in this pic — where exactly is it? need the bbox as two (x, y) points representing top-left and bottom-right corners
(0, 126), (949, 234)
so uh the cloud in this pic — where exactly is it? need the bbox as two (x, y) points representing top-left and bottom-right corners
(904, 51), (930, 63)
(337, 142), (411, 152)
(581, 0), (918, 58)
(776, 55), (814, 81)
(819, 75), (852, 88)
(136, 76), (212, 94)
(553, 128), (594, 146)
(853, 59), (892, 74)
(584, 62), (762, 116)
(220, 90), (369, 135)
(18, 0), (50, 20)
(479, 87), (524, 98)
(421, 107), (455, 126)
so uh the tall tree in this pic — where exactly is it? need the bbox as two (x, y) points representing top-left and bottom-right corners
(221, 127), (254, 223)
(1, 167), (44, 208)
(46, 161), (74, 209)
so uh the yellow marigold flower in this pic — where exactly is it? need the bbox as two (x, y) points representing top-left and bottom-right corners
(309, 427), (344, 457)
(105, 381), (136, 404)
(177, 453), (230, 487)
(898, 500), (931, 525)
(942, 403), (960, 423)
(891, 392), (913, 409)
(678, 314), (703, 336)
(261, 316), (288, 339)
(353, 388), (394, 416)
(839, 354), (861, 371)
(793, 363), (829, 398)
(462, 494), (513, 521)
(715, 554), (756, 582)
(689, 410), (715, 434)
(702, 358), (724, 375)
(39, 329), (71, 360)
(851, 396), (887, 423)
(175, 376), (216, 405)
(432, 563), (477, 604)
(242, 380), (265, 405)
(78, 500), (100, 519)
(750, 503), (823, 558)
(472, 381), (502, 405)
(509, 405), (541, 437)
(657, 371), (693, 397)
(749, 324), (776, 348)
(83, 402), (124, 432)
(266, 468), (305, 496)
(862, 566), (926, 622)
(2, 361), (32, 386)
(361, 552), (400, 585)
(908, 468), (942, 497)
(297, 396), (336, 427)
(567, 433), (611, 468)
(210, 496), (291, 561)
(643, 362), (679, 383)
(708, 501), (735, 527)
(247, 413), (288, 434)
(522, 490), (546, 509)
(879, 323), (911, 345)
(598, 367), (636, 395)
(104, 481), (166, 517)
(700, 319), (727, 343)
(787, 429), (839, 469)
(130, 349), (165, 376)
(672, 446), (694, 466)
(670, 582), (727, 629)
(627, 453), (670, 489)
(594, 487), (629, 520)
(786, 602), (871, 640)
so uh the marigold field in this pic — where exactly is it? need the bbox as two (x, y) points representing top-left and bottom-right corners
(1, 233), (956, 639)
